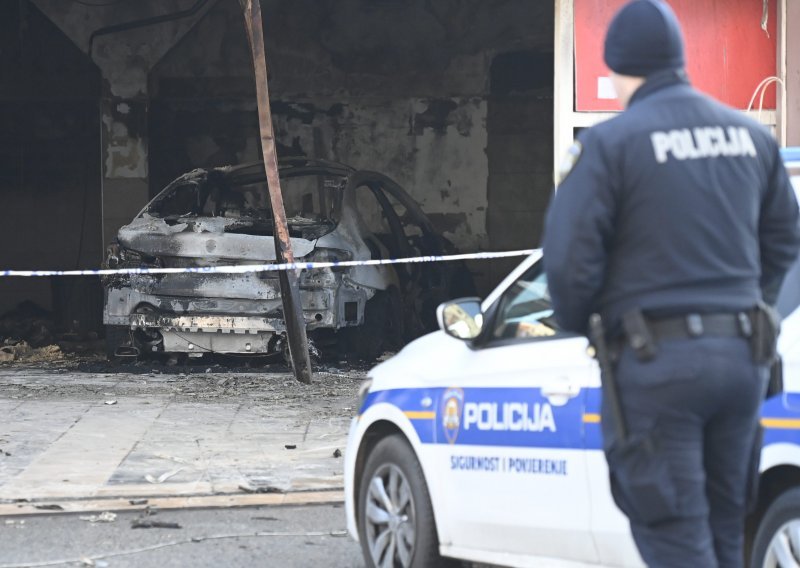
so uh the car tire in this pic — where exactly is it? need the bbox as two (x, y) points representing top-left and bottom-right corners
(357, 434), (456, 568)
(104, 325), (131, 360)
(750, 487), (800, 567)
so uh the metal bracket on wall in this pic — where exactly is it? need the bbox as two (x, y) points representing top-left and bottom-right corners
(87, 0), (212, 58)
(239, 0), (313, 384)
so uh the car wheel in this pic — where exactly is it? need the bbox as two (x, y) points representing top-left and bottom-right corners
(357, 434), (454, 568)
(750, 487), (800, 567)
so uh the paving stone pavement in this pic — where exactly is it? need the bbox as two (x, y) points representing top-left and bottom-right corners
(0, 365), (365, 505)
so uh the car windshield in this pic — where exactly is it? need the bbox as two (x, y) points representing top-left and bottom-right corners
(144, 170), (346, 240)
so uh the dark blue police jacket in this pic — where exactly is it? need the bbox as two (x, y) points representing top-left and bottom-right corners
(543, 70), (800, 335)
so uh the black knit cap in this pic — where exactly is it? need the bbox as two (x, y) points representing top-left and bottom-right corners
(604, 0), (685, 77)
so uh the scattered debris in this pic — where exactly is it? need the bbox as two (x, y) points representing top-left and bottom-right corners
(333, 448), (342, 458)
(131, 519), (182, 529)
(104, 400), (117, 405)
(0, 342), (30, 361)
(26, 344), (64, 363)
(238, 483), (284, 494)
(34, 504), (64, 511)
(4, 519), (25, 525)
(128, 498), (148, 505)
(153, 453), (195, 466)
(0, 301), (55, 348)
(79, 511), (117, 523)
(0, 341), (65, 363)
(0, 302), (110, 365)
(284, 444), (296, 450)
(129, 502), (175, 528)
(144, 468), (183, 484)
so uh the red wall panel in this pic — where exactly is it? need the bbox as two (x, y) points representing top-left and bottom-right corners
(575, 0), (777, 111)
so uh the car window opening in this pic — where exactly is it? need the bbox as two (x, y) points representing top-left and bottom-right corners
(145, 172), (346, 240)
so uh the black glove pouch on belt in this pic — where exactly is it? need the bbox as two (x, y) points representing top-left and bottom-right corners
(606, 432), (680, 526)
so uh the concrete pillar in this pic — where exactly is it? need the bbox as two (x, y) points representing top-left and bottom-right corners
(100, 91), (150, 248)
(553, 0), (574, 183)
(30, 0), (215, 247)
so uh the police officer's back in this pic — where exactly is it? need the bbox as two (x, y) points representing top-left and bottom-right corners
(543, 1), (800, 566)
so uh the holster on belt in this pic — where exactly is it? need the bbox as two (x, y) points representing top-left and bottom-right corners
(621, 309), (658, 362)
(749, 301), (783, 397)
(750, 301), (780, 365)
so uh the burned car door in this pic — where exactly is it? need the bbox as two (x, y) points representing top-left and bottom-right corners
(350, 172), (475, 337)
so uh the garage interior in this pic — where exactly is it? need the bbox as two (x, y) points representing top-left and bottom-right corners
(0, 0), (556, 341)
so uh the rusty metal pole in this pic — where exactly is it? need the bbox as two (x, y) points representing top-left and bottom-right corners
(239, 0), (312, 384)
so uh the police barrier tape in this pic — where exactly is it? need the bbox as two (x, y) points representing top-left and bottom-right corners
(0, 249), (538, 278)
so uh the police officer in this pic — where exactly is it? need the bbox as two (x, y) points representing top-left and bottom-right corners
(543, 1), (800, 566)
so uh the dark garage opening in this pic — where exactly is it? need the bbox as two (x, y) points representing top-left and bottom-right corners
(0, 1), (103, 339)
(487, 49), (555, 288)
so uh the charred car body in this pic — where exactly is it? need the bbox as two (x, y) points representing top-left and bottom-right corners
(103, 158), (473, 360)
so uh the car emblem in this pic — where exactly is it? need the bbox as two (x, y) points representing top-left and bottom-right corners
(441, 388), (464, 445)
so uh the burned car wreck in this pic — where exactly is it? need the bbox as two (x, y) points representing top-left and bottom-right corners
(103, 158), (474, 361)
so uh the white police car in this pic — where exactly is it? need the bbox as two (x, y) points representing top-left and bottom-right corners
(344, 150), (800, 568)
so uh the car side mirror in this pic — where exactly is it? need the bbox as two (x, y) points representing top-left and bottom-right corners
(437, 298), (484, 340)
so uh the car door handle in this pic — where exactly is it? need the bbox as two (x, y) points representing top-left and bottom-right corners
(540, 381), (581, 406)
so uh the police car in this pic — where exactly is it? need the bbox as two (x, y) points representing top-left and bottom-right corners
(344, 149), (800, 568)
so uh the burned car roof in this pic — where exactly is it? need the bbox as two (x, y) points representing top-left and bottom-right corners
(147, 157), (355, 203)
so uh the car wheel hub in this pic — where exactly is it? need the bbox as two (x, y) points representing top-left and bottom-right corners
(764, 520), (800, 568)
(365, 463), (415, 568)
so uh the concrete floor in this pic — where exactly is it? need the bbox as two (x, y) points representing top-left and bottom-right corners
(0, 364), (364, 505)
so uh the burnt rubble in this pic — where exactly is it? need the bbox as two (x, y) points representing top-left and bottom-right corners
(0, 301), (55, 348)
